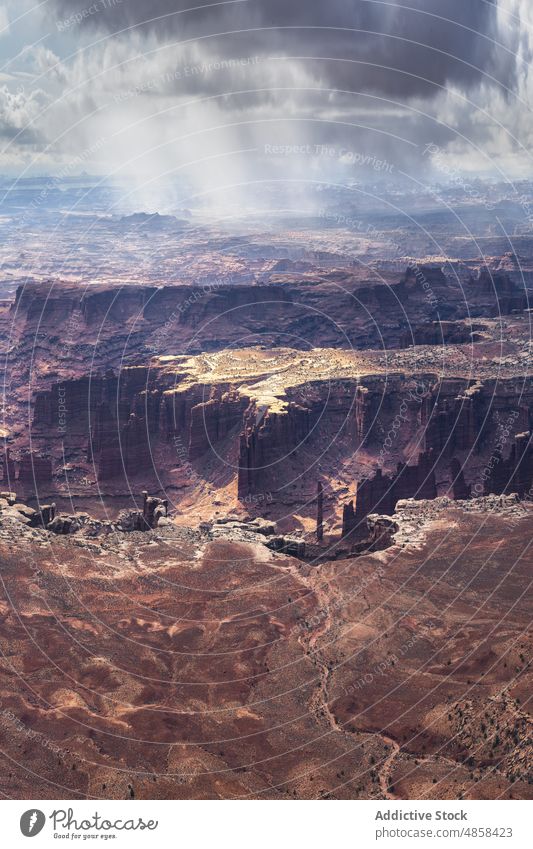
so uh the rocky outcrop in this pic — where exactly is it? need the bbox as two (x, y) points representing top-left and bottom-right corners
(238, 402), (311, 497)
(142, 491), (168, 529)
(401, 264), (448, 290)
(117, 492), (169, 531)
(353, 382), (387, 444)
(421, 380), (485, 454)
(188, 391), (248, 459)
(47, 513), (87, 534)
(471, 270), (529, 316)
(484, 431), (533, 498)
(350, 514), (399, 554)
(265, 535), (306, 558)
(0, 495), (55, 528)
(12, 282), (78, 325)
(342, 451), (437, 538)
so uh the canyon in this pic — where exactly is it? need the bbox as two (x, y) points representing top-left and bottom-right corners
(5, 306), (532, 544)
(0, 250), (531, 801)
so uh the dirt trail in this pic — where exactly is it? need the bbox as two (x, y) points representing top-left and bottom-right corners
(378, 735), (401, 799)
(294, 562), (403, 798)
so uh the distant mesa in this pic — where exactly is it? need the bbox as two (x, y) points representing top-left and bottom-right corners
(118, 211), (189, 229)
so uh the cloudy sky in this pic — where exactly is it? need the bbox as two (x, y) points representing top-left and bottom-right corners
(0, 0), (532, 205)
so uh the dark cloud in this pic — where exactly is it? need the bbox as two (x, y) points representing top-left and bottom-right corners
(50, 0), (519, 99)
(40, 0), (529, 186)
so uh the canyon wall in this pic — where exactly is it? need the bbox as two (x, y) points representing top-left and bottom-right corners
(342, 451), (437, 539)
(8, 266), (520, 369)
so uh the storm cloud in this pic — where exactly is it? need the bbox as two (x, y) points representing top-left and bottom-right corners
(2, 0), (531, 194)
(48, 0), (519, 99)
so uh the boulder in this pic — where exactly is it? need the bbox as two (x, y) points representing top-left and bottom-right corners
(13, 503), (37, 522)
(266, 536), (306, 558)
(0, 491), (17, 506)
(47, 514), (85, 535)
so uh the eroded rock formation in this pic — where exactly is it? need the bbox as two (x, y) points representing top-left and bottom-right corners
(342, 452), (437, 539)
(238, 401), (311, 497)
